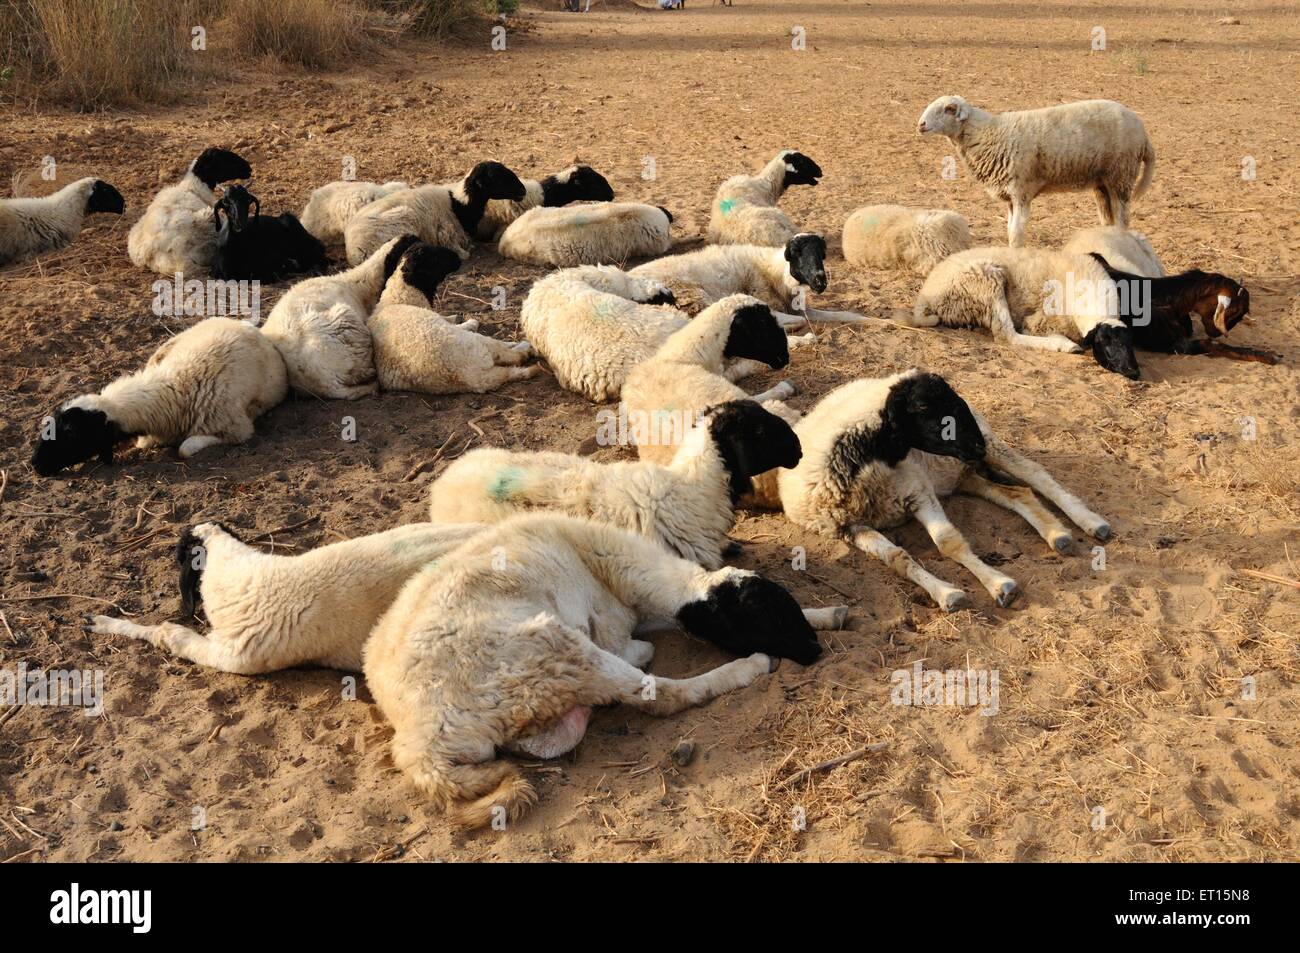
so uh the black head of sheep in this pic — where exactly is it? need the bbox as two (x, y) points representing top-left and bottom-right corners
(723, 302), (789, 370)
(883, 372), (987, 464)
(85, 180), (125, 216)
(30, 405), (128, 477)
(785, 233), (827, 292)
(676, 573), (822, 666)
(780, 151), (822, 188)
(465, 161), (527, 203)
(191, 148), (251, 190)
(1085, 323), (1141, 380)
(544, 166), (615, 206)
(397, 242), (463, 302)
(702, 399), (802, 503)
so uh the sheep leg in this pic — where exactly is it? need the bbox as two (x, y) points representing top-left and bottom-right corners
(985, 280), (1082, 353)
(751, 381), (796, 402)
(911, 493), (1021, 608)
(801, 307), (890, 326)
(488, 338), (532, 366)
(787, 332), (817, 348)
(956, 472), (1075, 554)
(458, 318), (481, 332)
(771, 310), (812, 330)
(981, 435), (1111, 540)
(620, 638), (656, 667)
(1092, 185), (1116, 226)
(1108, 189), (1130, 229)
(723, 358), (773, 381)
(178, 435), (224, 458)
(583, 642), (772, 717)
(801, 606), (849, 630)
(85, 615), (271, 675)
(1006, 194), (1030, 247)
(847, 525), (970, 612)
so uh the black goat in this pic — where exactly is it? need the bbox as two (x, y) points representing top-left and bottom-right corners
(213, 185), (328, 283)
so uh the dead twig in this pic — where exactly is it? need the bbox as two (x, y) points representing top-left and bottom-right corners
(1239, 568), (1300, 590)
(774, 742), (888, 790)
(404, 430), (459, 482)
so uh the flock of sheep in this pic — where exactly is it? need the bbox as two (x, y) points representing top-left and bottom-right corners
(6, 93), (1277, 826)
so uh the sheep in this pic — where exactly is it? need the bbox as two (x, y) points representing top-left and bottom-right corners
(917, 95), (1156, 247)
(259, 234), (419, 400)
(770, 370), (1112, 611)
(343, 161), (526, 265)
(909, 245), (1142, 379)
(0, 177), (124, 266)
(497, 202), (673, 267)
(369, 241), (542, 394)
(427, 399), (802, 570)
(621, 294), (798, 467)
(299, 179), (409, 245)
(362, 512), (823, 826)
(1062, 225), (1163, 278)
(211, 184), (329, 283)
(706, 150), (822, 247)
(519, 264), (686, 402)
(30, 317), (286, 476)
(630, 233), (873, 327)
(842, 204), (973, 277)
(1087, 254), (1279, 364)
(85, 521), (487, 675)
(127, 147), (251, 276)
(475, 164), (614, 241)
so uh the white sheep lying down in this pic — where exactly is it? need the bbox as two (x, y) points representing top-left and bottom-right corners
(841, 204), (972, 277)
(497, 202), (673, 267)
(1061, 225), (1163, 278)
(770, 370), (1112, 611)
(707, 150), (822, 247)
(909, 245), (1142, 378)
(86, 521), (486, 674)
(475, 164), (615, 240)
(299, 179), (409, 245)
(369, 241), (540, 395)
(363, 512), (824, 827)
(427, 400), (804, 570)
(918, 95), (1155, 247)
(127, 147), (251, 276)
(260, 234), (417, 400)
(0, 176), (124, 266)
(30, 317), (286, 476)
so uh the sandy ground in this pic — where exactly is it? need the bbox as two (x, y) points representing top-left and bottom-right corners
(1, 0), (1298, 862)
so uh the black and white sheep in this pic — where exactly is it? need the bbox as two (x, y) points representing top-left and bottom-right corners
(476, 164), (615, 241)
(706, 150), (822, 246)
(0, 176), (124, 266)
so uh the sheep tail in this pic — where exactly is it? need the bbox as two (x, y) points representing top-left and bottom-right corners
(404, 754), (537, 829)
(1133, 139), (1156, 201)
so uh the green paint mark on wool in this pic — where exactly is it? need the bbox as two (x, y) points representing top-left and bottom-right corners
(489, 466), (525, 502)
(719, 198), (738, 216)
(860, 215), (879, 232)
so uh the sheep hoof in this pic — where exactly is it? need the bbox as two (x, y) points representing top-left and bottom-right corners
(767, 655), (782, 674)
(1052, 535), (1073, 554)
(940, 590), (970, 613)
(1093, 522), (1112, 541)
(994, 580), (1021, 608)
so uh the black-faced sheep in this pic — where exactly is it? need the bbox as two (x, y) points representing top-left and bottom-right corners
(842, 204), (972, 277)
(917, 96), (1155, 247)
(369, 241), (541, 394)
(211, 185), (329, 283)
(128, 147), (251, 276)
(496, 202), (673, 267)
(707, 150), (822, 247)
(343, 161), (526, 265)
(362, 512), (822, 827)
(30, 317), (286, 476)
(0, 177), (124, 266)
(476, 164), (615, 241)
(770, 370), (1111, 611)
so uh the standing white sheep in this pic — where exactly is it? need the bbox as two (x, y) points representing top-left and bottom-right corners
(299, 179), (409, 245)
(30, 317), (286, 475)
(0, 177), (125, 266)
(917, 96), (1155, 246)
(127, 147), (251, 276)
(706, 150), (822, 247)
(842, 204), (972, 276)
(497, 202), (673, 267)
(369, 241), (541, 394)
(260, 234), (418, 400)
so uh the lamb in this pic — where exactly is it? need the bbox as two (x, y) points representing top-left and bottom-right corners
(369, 241), (541, 394)
(343, 161), (526, 265)
(706, 150), (822, 247)
(299, 179), (409, 245)
(30, 317), (286, 476)
(85, 521), (486, 674)
(1062, 225), (1163, 278)
(211, 184), (329, 283)
(918, 96), (1155, 247)
(259, 234), (418, 400)
(475, 164), (614, 241)
(427, 399), (802, 570)
(497, 202), (673, 267)
(842, 204), (973, 277)
(1087, 255), (1278, 364)
(362, 512), (823, 826)
(770, 370), (1112, 611)
(630, 232), (872, 327)
(621, 294), (798, 467)
(0, 176), (124, 266)
(909, 245), (1142, 379)
(127, 147), (251, 276)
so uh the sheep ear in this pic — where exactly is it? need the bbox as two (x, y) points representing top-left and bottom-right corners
(955, 103), (970, 121)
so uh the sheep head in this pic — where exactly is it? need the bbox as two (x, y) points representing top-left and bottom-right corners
(84, 179), (125, 216)
(676, 570), (822, 665)
(918, 95), (971, 136)
(785, 232), (828, 292)
(883, 371), (987, 463)
(31, 403), (129, 477)
(722, 300), (789, 370)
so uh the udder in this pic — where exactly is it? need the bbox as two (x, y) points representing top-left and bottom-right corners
(505, 706), (593, 759)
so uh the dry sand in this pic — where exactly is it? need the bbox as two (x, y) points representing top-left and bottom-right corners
(1, 0), (1297, 862)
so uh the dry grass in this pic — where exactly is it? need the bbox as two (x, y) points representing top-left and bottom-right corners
(225, 0), (371, 69)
